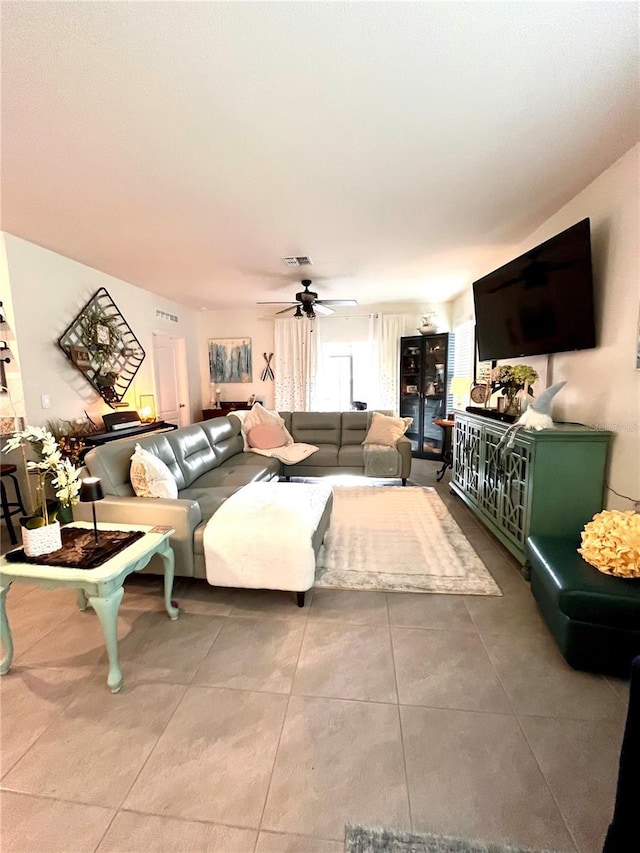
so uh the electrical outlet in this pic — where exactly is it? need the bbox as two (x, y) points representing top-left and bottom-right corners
(41, 394), (51, 409)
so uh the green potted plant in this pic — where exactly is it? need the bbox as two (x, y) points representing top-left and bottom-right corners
(2, 425), (82, 556)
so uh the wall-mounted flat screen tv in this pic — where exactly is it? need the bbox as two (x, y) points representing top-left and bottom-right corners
(473, 218), (596, 362)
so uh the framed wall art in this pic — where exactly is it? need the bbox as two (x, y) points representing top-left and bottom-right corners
(208, 338), (252, 383)
(58, 288), (146, 407)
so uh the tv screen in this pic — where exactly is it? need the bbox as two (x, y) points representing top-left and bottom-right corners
(473, 218), (596, 362)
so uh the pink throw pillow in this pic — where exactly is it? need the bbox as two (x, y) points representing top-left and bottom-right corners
(247, 423), (288, 449)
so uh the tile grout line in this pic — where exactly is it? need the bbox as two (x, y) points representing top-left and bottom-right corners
(107, 805), (261, 833)
(182, 614), (227, 686)
(90, 680), (191, 852)
(99, 597), (235, 845)
(251, 602), (312, 853)
(386, 593), (414, 833)
(0, 663), (101, 781)
(474, 628), (580, 853)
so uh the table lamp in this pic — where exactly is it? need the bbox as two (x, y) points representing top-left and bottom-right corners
(450, 377), (471, 412)
(79, 477), (104, 544)
(138, 394), (156, 423)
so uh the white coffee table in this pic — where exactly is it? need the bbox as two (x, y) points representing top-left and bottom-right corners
(0, 521), (179, 693)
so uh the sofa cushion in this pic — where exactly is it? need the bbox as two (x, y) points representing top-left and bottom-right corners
(338, 444), (365, 467)
(167, 425), (218, 488)
(341, 411), (370, 446)
(278, 412), (293, 433)
(290, 412), (341, 446)
(130, 444), (178, 499)
(84, 443), (137, 497)
(201, 417), (239, 448)
(181, 487), (239, 549)
(190, 454), (281, 487)
(363, 412), (412, 447)
(295, 443), (339, 467)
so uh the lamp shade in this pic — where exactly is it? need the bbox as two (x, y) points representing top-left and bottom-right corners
(79, 477), (104, 503)
(138, 394), (156, 423)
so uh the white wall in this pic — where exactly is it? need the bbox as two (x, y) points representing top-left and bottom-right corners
(196, 300), (453, 416)
(198, 308), (276, 412)
(450, 144), (640, 510)
(3, 234), (201, 427)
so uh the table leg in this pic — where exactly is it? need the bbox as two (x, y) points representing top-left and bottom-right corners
(89, 586), (125, 693)
(0, 582), (14, 675)
(158, 544), (179, 621)
(435, 458), (448, 482)
(76, 588), (89, 611)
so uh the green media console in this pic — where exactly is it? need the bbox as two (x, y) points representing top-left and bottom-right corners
(450, 412), (612, 568)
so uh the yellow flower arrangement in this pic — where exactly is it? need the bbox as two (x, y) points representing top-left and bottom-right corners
(578, 510), (640, 578)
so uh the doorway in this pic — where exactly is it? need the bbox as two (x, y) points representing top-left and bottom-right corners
(151, 332), (190, 427)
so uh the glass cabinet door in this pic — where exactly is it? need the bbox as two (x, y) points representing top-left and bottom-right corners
(421, 334), (448, 457)
(399, 339), (422, 452)
(399, 333), (450, 460)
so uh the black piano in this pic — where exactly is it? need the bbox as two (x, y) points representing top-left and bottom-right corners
(81, 411), (178, 457)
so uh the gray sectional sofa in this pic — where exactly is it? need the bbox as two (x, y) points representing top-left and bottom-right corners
(76, 410), (412, 578)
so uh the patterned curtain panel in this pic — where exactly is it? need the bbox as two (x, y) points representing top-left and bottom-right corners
(274, 318), (317, 411)
(368, 314), (415, 412)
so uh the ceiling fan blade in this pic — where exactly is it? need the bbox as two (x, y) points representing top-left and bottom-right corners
(315, 299), (358, 306)
(313, 304), (335, 316)
(275, 305), (299, 315)
(256, 301), (299, 305)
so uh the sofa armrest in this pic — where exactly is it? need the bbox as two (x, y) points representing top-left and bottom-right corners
(73, 495), (202, 577)
(396, 436), (413, 479)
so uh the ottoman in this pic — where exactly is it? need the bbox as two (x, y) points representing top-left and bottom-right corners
(527, 536), (640, 676)
(202, 482), (333, 606)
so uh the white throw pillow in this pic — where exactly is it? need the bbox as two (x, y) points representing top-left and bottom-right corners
(130, 444), (178, 499)
(362, 412), (413, 448)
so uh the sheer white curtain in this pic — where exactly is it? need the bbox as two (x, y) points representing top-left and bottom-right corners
(274, 318), (317, 411)
(368, 314), (415, 412)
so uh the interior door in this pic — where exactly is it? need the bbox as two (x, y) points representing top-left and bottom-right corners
(152, 333), (190, 426)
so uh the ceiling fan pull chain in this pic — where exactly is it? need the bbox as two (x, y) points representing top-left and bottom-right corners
(260, 352), (275, 381)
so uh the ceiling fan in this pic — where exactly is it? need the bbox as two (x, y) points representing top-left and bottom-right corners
(257, 280), (357, 319)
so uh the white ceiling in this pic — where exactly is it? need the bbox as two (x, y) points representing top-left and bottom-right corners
(1, 2), (638, 311)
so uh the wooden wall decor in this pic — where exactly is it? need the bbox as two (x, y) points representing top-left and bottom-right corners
(58, 288), (146, 407)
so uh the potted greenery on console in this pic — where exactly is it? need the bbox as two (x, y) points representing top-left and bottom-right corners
(491, 364), (538, 416)
(2, 426), (81, 556)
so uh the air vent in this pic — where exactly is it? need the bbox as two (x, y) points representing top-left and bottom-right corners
(282, 256), (313, 267)
(155, 309), (178, 323)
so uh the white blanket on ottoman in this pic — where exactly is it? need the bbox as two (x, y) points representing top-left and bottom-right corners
(203, 482), (333, 591)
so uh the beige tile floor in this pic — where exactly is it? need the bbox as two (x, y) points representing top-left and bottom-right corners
(0, 460), (629, 853)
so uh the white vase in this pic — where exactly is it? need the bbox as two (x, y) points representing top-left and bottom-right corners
(22, 521), (62, 558)
(418, 324), (437, 335)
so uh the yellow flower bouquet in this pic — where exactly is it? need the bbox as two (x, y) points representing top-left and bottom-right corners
(578, 510), (640, 578)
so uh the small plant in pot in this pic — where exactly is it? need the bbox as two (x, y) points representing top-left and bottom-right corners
(2, 426), (82, 556)
(491, 364), (538, 416)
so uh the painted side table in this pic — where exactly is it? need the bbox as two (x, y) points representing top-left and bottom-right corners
(0, 522), (179, 693)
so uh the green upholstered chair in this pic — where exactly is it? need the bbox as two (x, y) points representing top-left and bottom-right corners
(527, 536), (640, 677)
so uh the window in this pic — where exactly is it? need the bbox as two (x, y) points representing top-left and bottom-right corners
(314, 338), (372, 411)
(450, 320), (475, 407)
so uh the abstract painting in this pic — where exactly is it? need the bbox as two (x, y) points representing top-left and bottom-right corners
(208, 338), (252, 383)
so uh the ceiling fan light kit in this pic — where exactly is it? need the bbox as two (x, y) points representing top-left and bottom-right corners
(258, 279), (357, 318)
